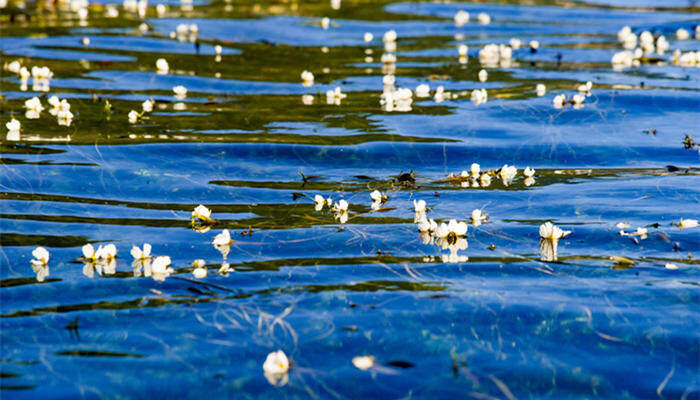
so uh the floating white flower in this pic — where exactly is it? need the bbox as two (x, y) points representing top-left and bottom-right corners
(434, 86), (446, 103)
(540, 221), (570, 240)
(215, 45), (222, 56)
(95, 243), (118, 260)
(151, 255), (173, 281)
(577, 81), (593, 93)
(572, 93), (585, 108)
(31, 66), (53, 80)
(553, 94), (566, 109)
(321, 17), (330, 30)
(477, 12), (490, 25)
(213, 229), (233, 246)
(370, 190), (386, 203)
(31, 247), (50, 266)
(173, 85), (187, 99)
(24, 97), (44, 119)
(665, 263), (678, 270)
(156, 58), (169, 74)
(128, 110), (139, 124)
(383, 30), (397, 43)
(536, 83), (546, 97)
(142, 99), (154, 112)
(498, 165), (517, 185)
(470, 88), (487, 106)
(19, 66), (30, 81)
(611, 50), (634, 69)
(130, 243), (152, 260)
(471, 209), (487, 226)
(6, 118), (20, 135)
(352, 355), (375, 370)
(435, 219), (468, 239)
(469, 163), (481, 178)
(676, 28), (689, 40)
(417, 217), (437, 233)
(192, 204), (213, 222)
(364, 32), (373, 42)
(301, 70), (314, 87)
(478, 44), (500, 65)
(192, 259), (207, 278)
(458, 44), (468, 57)
(523, 166), (535, 177)
(57, 109), (74, 127)
(263, 350), (290, 386)
(415, 84), (430, 98)
(478, 69), (487, 82)
(679, 218), (698, 229)
(314, 194), (326, 211)
(480, 173), (492, 187)
(539, 222), (570, 262)
(529, 40), (539, 52)
(82, 37), (90, 46)
(6, 60), (21, 73)
(509, 38), (522, 50)
(454, 10), (469, 26)
(656, 35), (669, 54)
(325, 87), (347, 105)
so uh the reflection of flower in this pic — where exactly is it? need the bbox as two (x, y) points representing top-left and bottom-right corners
(173, 85), (187, 99)
(192, 259), (207, 278)
(263, 350), (290, 387)
(32, 263), (49, 282)
(213, 229), (233, 259)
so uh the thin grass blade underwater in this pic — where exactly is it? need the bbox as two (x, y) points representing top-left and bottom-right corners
(1, 0), (699, 398)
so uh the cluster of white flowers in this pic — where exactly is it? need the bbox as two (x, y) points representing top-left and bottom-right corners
(470, 88), (487, 106)
(552, 83), (590, 110)
(123, 0), (148, 17)
(613, 25), (699, 69)
(172, 23), (198, 42)
(478, 43), (514, 68)
(414, 200), (469, 262)
(453, 10), (490, 26)
(5, 62), (54, 92)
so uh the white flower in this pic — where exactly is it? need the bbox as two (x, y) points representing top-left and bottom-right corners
(364, 32), (373, 42)
(382, 74), (395, 87)
(471, 209), (487, 226)
(468, 163), (480, 177)
(539, 222), (570, 240)
(381, 53), (396, 64)
(616, 222), (630, 229)
(301, 70), (314, 86)
(477, 12), (490, 25)
(19, 66), (30, 81)
(156, 3), (166, 15)
(333, 199), (348, 213)
(31, 247), (50, 265)
(577, 81), (593, 93)
(523, 166), (535, 177)
(479, 44), (500, 65)
(383, 30), (397, 43)
(470, 88), (487, 106)
(435, 219), (468, 238)
(151, 256), (173, 281)
(82, 37), (90, 46)
(263, 350), (290, 386)
(553, 94), (566, 108)
(415, 84), (430, 98)
(454, 9), (470, 26)
(680, 218), (698, 229)
(192, 204), (213, 221)
(321, 17), (330, 30)
(352, 355), (375, 370)
(509, 38), (521, 50)
(95, 243), (118, 260)
(325, 87), (347, 105)
(128, 110), (139, 124)
(57, 109), (73, 126)
(665, 263), (678, 270)
(478, 69), (487, 82)
(499, 165), (517, 181)
(617, 26), (632, 42)
(676, 28), (689, 40)
(301, 94), (314, 105)
(6, 60), (21, 73)
(142, 99), (154, 112)
(458, 44), (468, 57)
(130, 243), (152, 260)
(173, 85), (187, 98)
(213, 229), (232, 246)
(156, 58), (169, 73)
(529, 40), (540, 51)
(24, 97), (44, 114)
(6, 118), (20, 134)
(370, 190), (385, 203)
(82, 243), (97, 260)
(418, 218), (437, 233)
(536, 83), (546, 96)
(611, 50), (633, 68)
(219, 261), (233, 275)
(413, 199), (426, 213)
(314, 194), (326, 211)
(192, 260), (207, 278)
(656, 35), (669, 54)
(31, 66), (53, 80)
(572, 94), (585, 107)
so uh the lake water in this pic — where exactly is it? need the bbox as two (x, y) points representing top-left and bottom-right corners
(1, 0), (699, 398)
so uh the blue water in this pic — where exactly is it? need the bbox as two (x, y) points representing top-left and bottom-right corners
(1, 0), (699, 398)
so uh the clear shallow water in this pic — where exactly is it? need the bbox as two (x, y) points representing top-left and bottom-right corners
(1, 0), (699, 398)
